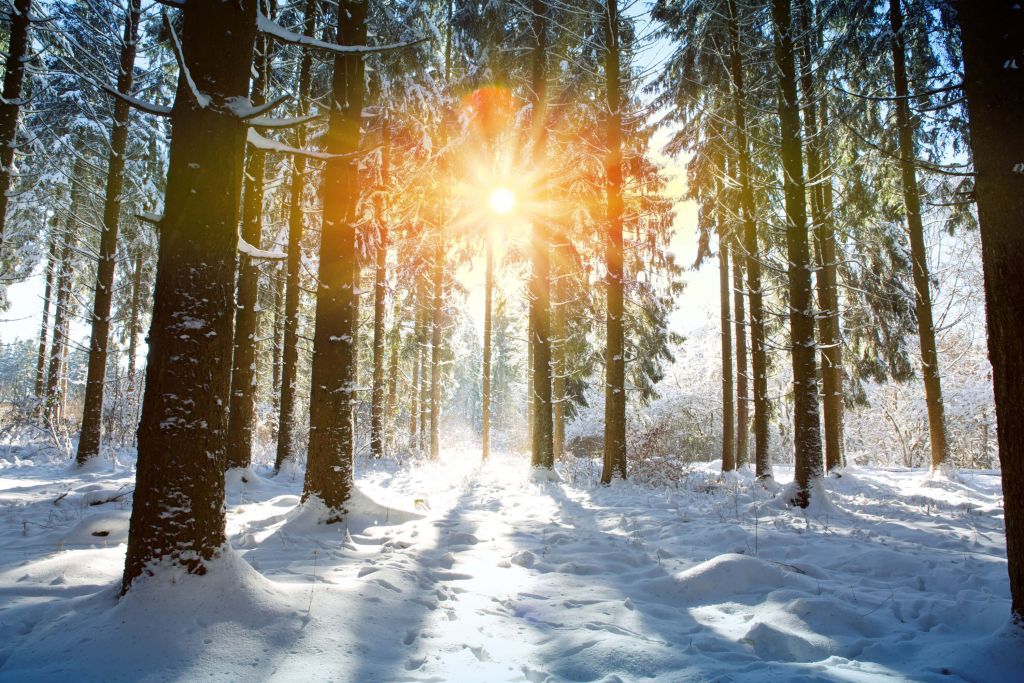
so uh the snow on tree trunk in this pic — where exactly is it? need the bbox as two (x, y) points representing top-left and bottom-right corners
(122, 0), (258, 592)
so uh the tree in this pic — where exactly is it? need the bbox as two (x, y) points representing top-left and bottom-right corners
(953, 0), (1024, 626)
(0, 0), (32, 253)
(770, 0), (823, 507)
(76, 0), (143, 466)
(529, 0), (553, 470)
(889, 0), (949, 470)
(123, 0), (259, 591)
(226, 2), (277, 472)
(303, 0), (369, 516)
(601, 0), (627, 484)
(274, 0), (318, 474)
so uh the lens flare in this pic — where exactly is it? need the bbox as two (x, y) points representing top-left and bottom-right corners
(489, 187), (516, 216)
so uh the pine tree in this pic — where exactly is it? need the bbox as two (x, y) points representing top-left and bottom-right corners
(953, 0), (1024, 626)
(123, 0), (259, 591)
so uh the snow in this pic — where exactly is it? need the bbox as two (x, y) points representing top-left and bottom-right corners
(0, 449), (1020, 682)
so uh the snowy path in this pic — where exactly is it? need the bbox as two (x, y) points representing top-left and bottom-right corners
(0, 450), (1021, 682)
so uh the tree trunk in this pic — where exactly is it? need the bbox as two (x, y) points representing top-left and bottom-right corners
(530, 0), (553, 470)
(274, 0), (317, 474)
(601, 0), (626, 484)
(552, 230), (570, 462)
(797, 0), (843, 473)
(408, 282), (421, 446)
(889, 0), (948, 470)
(726, 0), (771, 479)
(370, 118), (390, 458)
(418, 283), (429, 449)
(271, 265), (284, 404)
(46, 166), (83, 422)
(771, 0), (823, 507)
(122, 0), (257, 592)
(731, 237), (749, 468)
(35, 226), (58, 398)
(481, 234), (493, 459)
(126, 251), (144, 399)
(429, 238), (444, 461)
(0, 0), (31, 252)
(384, 318), (400, 429)
(226, 18), (274, 472)
(303, 0), (366, 516)
(77, 0), (142, 466)
(954, 0), (1024, 624)
(717, 170), (735, 472)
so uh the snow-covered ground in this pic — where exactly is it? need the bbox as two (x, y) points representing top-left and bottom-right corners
(0, 448), (1020, 682)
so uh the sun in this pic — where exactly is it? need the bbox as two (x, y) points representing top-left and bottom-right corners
(488, 187), (516, 216)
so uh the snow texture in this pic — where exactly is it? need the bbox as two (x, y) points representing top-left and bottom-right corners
(0, 449), (1019, 682)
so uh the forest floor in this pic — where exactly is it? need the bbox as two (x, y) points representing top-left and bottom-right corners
(0, 446), (1021, 682)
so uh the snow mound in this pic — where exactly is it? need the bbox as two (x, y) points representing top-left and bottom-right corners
(0, 550), (301, 682)
(280, 486), (422, 535)
(59, 510), (131, 546)
(656, 553), (814, 605)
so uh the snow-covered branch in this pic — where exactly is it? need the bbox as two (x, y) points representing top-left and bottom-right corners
(100, 83), (172, 117)
(258, 12), (428, 56)
(238, 236), (286, 261)
(162, 12), (210, 109)
(246, 128), (339, 161)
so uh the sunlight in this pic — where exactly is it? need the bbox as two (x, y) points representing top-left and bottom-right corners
(488, 186), (516, 216)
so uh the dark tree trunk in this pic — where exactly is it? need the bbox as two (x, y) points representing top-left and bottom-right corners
(226, 16), (274, 471)
(303, 0), (367, 516)
(418, 282), (428, 449)
(271, 266), (284, 405)
(0, 0), (31, 251)
(429, 238), (444, 461)
(122, 0), (258, 592)
(274, 0), (317, 474)
(954, 0), (1024, 625)
(530, 0), (553, 470)
(771, 0), (823, 507)
(384, 318), (400, 428)
(726, 0), (771, 479)
(370, 118), (390, 458)
(35, 226), (58, 398)
(717, 169), (735, 472)
(77, 0), (142, 466)
(552, 229), (570, 462)
(889, 0), (948, 470)
(601, 0), (626, 484)
(481, 234), (493, 459)
(797, 0), (843, 473)
(126, 251), (144, 398)
(732, 237), (749, 468)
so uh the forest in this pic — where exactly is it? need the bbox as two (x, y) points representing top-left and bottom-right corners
(0, 0), (1021, 680)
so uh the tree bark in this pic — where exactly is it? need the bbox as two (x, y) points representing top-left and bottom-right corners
(717, 169), (735, 472)
(370, 117), (390, 458)
(35, 226), (58, 398)
(226, 14), (274, 471)
(552, 229), (570, 462)
(954, 0), (1024, 624)
(726, 0), (771, 479)
(481, 233), (493, 459)
(303, 0), (366, 516)
(731, 237), (749, 468)
(77, 0), (142, 466)
(0, 0), (32, 252)
(889, 0), (948, 470)
(274, 0), (317, 474)
(408, 280), (421, 446)
(601, 0), (626, 484)
(122, 0), (258, 592)
(771, 0), (823, 507)
(126, 251), (144, 398)
(429, 237), (444, 461)
(46, 163), (83, 422)
(530, 0), (553, 470)
(797, 0), (843, 473)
